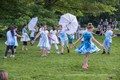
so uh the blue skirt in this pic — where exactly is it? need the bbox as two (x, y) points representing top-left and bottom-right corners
(75, 42), (100, 54)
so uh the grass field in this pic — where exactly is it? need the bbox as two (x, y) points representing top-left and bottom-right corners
(0, 36), (120, 80)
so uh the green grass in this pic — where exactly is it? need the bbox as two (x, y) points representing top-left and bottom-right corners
(0, 36), (120, 80)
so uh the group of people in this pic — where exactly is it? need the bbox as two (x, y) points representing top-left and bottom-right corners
(4, 22), (113, 69)
(96, 18), (118, 36)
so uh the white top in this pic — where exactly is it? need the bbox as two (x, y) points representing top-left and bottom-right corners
(30, 29), (36, 37)
(104, 30), (113, 43)
(37, 30), (50, 48)
(50, 30), (59, 44)
(6, 31), (15, 46)
(39, 27), (44, 32)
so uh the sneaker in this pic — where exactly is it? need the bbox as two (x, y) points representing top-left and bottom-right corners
(8, 50), (11, 53)
(56, 51), (60, 54)
(67, 49), (70, 53)
(10, 55), (15, 58)
(102, 51), (106, 54)
(4, 56), (7, 59)
(108, 52), (110, 55)
(48, 51), (50, 54)
(61, 53), (64, 55)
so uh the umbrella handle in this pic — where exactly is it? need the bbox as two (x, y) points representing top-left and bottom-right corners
(66, 25), (70, 30)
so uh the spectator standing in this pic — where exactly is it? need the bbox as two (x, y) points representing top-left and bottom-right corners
(103, 19), (108, 28)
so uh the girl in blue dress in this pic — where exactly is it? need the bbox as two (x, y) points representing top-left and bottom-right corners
(74, 23), (102, 69)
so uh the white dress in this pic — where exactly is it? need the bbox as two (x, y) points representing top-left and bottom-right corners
(5, 31), (15, 46)
(50, 30), (59, 44)
(21, 28), (30, 41)
(5, 31), (17, 46)
(37, 30), (50, 49)
(30, 29), (36, 38)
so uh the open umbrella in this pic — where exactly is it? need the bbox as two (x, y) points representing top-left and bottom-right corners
(28, 17), (38, 30)
(59, 13), (78, 34)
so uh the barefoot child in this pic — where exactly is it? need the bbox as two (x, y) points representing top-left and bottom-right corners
(73, 23), (102, 69)
(21, 24), (30, 50)
(58, 25), (70, 54)
(32, 25), (50, 57)
(102, 25), (113, 54)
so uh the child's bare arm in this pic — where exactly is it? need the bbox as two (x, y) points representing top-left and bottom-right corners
(16, 33), (23, 38)
(92, 36), (102, 46)
(31, 32), (40, 44)
(73, 37), (83, 45)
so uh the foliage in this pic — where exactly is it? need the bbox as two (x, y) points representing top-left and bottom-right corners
(0, 0), (120, 28)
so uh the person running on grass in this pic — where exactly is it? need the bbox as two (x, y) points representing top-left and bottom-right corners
(58, 25), (70, 55)
(102, 25), (113, 55)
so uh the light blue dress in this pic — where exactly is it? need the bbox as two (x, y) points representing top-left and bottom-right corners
(59, 30), (68, 42)
(37, 30), (50, 49)
(21, 28), (30, 41)
(75, 32), (100, 54)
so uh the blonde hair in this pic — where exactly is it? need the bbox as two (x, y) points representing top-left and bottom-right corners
(87, 23), (94, 30)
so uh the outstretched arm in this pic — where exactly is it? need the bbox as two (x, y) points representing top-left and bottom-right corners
(92, 36), (102, 46)
(34, 32), (40, 41)
(32, 32), (40, 44)
(73, 36), (83, 45)
(16, 34), (23, 38)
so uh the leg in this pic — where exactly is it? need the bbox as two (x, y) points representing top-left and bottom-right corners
(22, 42), (25, 51)
(61, 42), (64, 54)
(47, 44), (51, 53)
(102, 41), (107, 54)
(25, 42), (28, 50)
(54, 43), (59, 53)
(44, 48), (47, 56)
(41, 48), (44, 57)
(107, 42), (111, 54)
(10, 46), (15, 58)
(4, 46), (10, 57)
(14, 46), (17, 52)
(65, 40), (70, 53)
(82, 52), (90, 69)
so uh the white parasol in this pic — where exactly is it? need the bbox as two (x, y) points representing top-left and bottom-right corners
(28, 17), (38, 30)
(59, 13), (78, 34)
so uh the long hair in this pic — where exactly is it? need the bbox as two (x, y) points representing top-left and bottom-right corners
(52, 25), (55, 31)
(9, 26), (14, 37)
(22, 24), (27, 29)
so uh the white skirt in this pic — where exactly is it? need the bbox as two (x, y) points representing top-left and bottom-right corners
(37, 38), (50, 49)
(5, 37), (18, 46)
(21, 33), (30, 42)
(51, 35), (59, 44)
